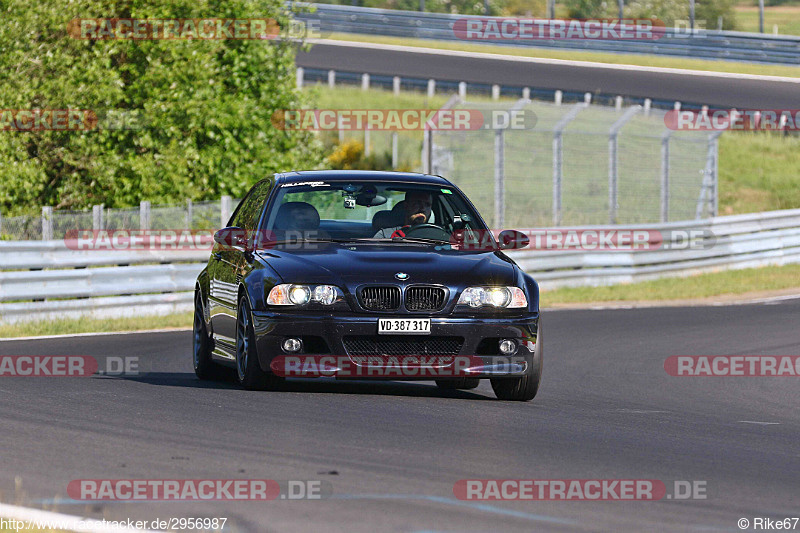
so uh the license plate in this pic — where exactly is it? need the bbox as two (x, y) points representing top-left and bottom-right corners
(377, 318), (431, 335)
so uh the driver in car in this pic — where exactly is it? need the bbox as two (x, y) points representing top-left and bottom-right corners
(373, 191), (433, 238)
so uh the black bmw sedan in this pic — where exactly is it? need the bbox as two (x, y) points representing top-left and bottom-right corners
(193, 170), (542, 401)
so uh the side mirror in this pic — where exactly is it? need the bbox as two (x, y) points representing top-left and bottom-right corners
(213, 227), (249, 249)
(497, 230), (530, 250)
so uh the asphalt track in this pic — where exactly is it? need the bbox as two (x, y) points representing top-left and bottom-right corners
(296, 41), (800, 109)
(1, 300), (799, 532)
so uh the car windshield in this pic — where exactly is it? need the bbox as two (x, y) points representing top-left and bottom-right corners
(261, 181), (488, 244)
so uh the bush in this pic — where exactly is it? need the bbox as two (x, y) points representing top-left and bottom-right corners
(695, 0), (738, 30)
(326, 139), (411, 171)
(563, 0), (612, 19)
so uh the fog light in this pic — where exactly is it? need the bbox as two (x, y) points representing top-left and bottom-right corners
(283, 338), (303, 353)
(499, 339), (517, 355)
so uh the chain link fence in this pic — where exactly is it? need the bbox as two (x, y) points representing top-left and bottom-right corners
(427, 99), (721, 227)
(0, 198), (241, 241)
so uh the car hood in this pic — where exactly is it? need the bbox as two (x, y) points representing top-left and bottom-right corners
(256, 243), (517, 288)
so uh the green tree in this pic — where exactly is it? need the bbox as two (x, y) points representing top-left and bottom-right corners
(695, 0), (737, 30)
(563, 0), (612, 19)
(626, 0), (737, 30)
(0, 0), (324, 215)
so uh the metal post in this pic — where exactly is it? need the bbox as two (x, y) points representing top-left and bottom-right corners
(759, 0), (765, 33)
(422, 130), (430, 174)
(713, 134), (720, 216)
(327, 69), (335, 89)
(494, 128), (505, 228)
(420, 0), (425, 11)
(140, 200), (150, 230)
(584, 92), (592, 104)
(615, 96), (623, 111)
(554, 90), (562, 106)
(618, 0), (624, 20)
(393, 76), (401, 96)
(643, 98), (651, 116)
(361, 73), (370, 91)
(608, 106), (643, 224)
(42, 206), (53, 241)
(93, 205), (102, 230)
(458, 82), (466, 99)
(660, 131), (672, 223)
(695, 131), (722, 219)
(492, 85), (500, 101)
(548, 0), (555, 19)
(690, 0), (695, 31)
(427, 79), (435, 99)
(522, 87), (530, 100)
(186, 199), (193, 229)
(220, 196), (232, 228)
(424, 95), (460, 175)
(551, 103), (589, 226)
(296, 67), (303, 90)
(608, 136), (618, 225)
(391, 132), (399, 169)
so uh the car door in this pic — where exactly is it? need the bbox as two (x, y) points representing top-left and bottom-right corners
(209, 179), (274, 354)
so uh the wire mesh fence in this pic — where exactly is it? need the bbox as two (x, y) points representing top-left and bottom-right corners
(0, 198), (241, 241)
(428, 99), (720, 227)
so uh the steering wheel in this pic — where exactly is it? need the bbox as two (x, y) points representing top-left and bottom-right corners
(402, 223), (450, 241)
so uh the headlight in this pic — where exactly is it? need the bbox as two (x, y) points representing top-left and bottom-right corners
(457, 287), (527, 309)
(313, 285), (337, 306)
(267, 284), (342, 306)
(289, 285), (311, 305)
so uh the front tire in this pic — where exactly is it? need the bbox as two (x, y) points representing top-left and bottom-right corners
(236, 294), (282, 391)
(491, 327), (543, 401)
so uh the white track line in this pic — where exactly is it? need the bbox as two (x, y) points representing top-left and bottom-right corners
(0, 328), (190, 342)
(310, 38), (800, 84)
(0, 502), (161, 533)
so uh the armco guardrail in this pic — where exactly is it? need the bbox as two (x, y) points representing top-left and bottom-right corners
(512, 208), (800, 288)
(0, 244), (208, 324)
(1, 208), (800, 324)
(297, 3), (800, 65)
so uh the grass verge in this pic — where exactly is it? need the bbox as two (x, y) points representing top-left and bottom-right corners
(735, 4), (800, 36)
(541, 263), (800, 304)
(719, 132), (800, 214)
(323, 33), (800, 78)
(0, 313), (192, 339)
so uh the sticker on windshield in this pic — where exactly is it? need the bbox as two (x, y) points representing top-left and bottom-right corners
(281, 181), (330, 188)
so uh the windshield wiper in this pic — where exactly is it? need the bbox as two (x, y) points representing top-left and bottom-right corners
(368, 237), (451, 245)
(264, 237), (372, 245)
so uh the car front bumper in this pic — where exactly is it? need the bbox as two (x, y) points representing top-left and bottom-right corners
(251, 311), (539, 379)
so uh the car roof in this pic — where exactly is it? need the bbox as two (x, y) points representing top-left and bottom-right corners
(275, 170), (452, 186)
